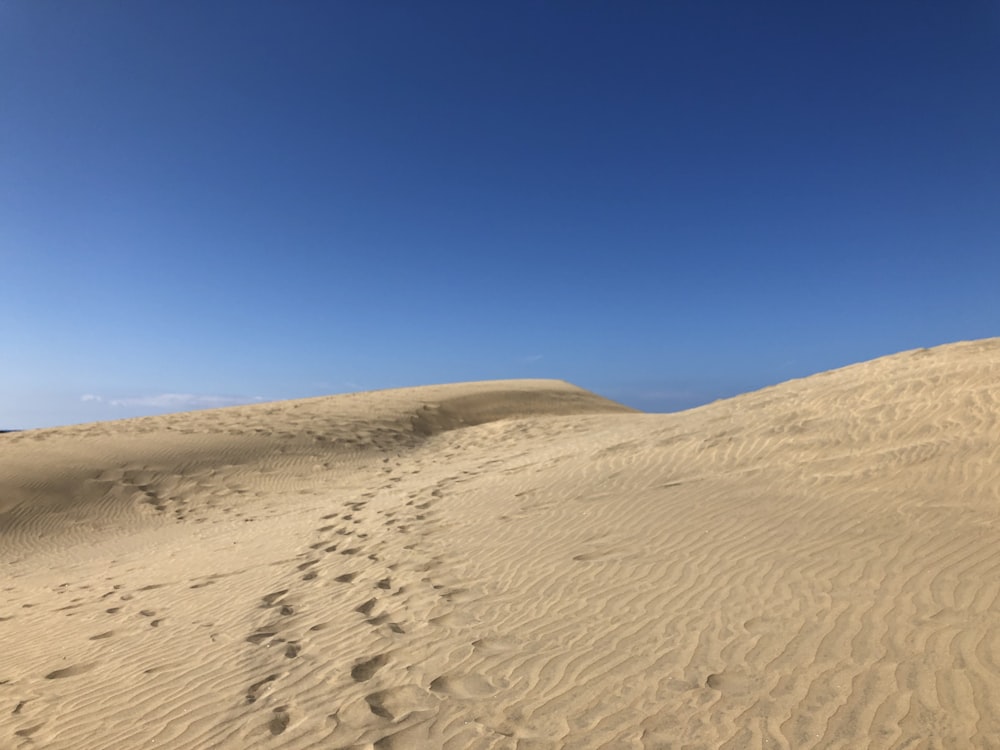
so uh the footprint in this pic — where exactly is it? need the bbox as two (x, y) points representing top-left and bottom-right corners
(89, 631), (114, 641)
(14, 723), (44, 738)
(706, 671), (754, 695)
(351, 654), (388, 682)
(335, 573), (357, 583)
(245, 674), (278, 704)
(429, 673), (496, 698)
(365, 692), (393, 719)
(246, 630), (278, 645)
(45, 663), (95, 680)
(355, 598), (377, 616)
(261, 590), (288, 607)
(269, 707), (290, 735)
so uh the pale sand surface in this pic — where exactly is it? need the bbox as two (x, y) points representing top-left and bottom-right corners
(2, 341), (1000, 749)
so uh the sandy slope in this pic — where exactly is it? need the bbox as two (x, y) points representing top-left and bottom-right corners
(2, 342), (1000, 749)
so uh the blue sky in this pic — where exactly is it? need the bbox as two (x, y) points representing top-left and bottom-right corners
(3, 2), (998, 428)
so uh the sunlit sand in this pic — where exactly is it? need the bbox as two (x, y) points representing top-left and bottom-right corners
(3, 340), (1000, 748)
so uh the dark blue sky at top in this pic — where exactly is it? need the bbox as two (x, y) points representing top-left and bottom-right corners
(2, 1), (998, 427)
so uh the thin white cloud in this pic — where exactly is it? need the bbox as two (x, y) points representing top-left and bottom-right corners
(78, 393), (266, 410)
(108, 393), (266, 409)
(520, 354), (544, 363)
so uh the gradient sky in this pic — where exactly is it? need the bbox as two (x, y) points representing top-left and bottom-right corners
(3, 2), (999, 429)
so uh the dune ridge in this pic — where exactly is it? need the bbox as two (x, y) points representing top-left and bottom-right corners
(2, 340), (1000, 748)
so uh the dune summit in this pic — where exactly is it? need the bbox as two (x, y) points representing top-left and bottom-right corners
(2, 341), (1000, 749)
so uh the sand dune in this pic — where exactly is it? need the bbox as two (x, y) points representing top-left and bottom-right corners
(2, 342), (1000, 749)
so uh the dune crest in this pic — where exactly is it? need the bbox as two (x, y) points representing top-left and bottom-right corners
(2, 342), (1000, 749)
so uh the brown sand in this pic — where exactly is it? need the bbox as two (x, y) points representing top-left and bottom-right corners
(2, 340), (1000, 749)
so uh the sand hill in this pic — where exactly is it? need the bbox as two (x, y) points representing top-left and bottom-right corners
(2, 340), (1000, 749)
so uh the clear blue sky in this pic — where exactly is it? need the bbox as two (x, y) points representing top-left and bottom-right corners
(3, 2), (998, 428)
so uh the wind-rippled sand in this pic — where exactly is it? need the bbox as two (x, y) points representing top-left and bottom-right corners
(2, 339), (1000, 749)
